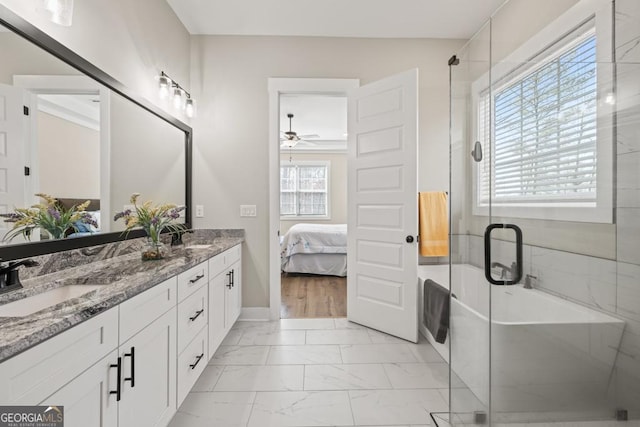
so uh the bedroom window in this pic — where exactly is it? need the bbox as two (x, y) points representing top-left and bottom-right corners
(280, 161), (330, 219)
(473, 14), (613, 223)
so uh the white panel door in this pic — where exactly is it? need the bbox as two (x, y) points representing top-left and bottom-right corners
(347, 69), (419, 343)
(0, 84), (26, 238)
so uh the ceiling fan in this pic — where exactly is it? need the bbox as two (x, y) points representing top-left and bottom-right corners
(280, 113), (319, 148)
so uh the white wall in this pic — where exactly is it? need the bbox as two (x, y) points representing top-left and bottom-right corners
(0, 0), (191, 120)
(190, 35), (463, 307)
(279, 152), (347, 235)
(37, 111), (100, 198)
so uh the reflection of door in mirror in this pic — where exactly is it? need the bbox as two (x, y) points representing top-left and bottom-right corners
(12, 75), (109, 241)
(0, 83), (27, 242)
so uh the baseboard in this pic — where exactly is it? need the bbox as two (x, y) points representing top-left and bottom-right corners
(239, 307), (271, 321)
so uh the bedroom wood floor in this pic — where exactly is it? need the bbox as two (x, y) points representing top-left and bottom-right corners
(280, 273), (346, 318)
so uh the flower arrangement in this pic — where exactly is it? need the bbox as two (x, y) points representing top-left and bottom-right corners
(0, 193), (98, 241)
(113, 193), (185, 260)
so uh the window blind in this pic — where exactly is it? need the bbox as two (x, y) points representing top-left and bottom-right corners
(280, 164), (328, 217)
(478, 34), (597, 205)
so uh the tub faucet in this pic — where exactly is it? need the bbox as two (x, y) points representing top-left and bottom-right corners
(524, 274), (537, 289)
(491, 261), (515, 280)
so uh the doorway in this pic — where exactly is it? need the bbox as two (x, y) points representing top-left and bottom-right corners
(268, 78), (359, 320)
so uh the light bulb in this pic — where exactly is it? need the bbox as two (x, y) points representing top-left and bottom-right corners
(42, 0), (74, 26)
(173, 88), (184, 109)
(158, 75), (172, 99)
(185, 98), (196, 118)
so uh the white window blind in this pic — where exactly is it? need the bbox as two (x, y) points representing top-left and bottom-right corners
(280, 163), (329, 217)
(478, 33), (598, 206)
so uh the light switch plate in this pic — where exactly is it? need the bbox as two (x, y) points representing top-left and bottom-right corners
(240, 205), (257, 217)
(195, 205), (204, 218)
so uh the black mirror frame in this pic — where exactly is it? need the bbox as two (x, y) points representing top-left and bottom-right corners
(0, 5), (193, 261)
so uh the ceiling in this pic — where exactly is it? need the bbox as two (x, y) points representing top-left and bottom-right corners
(166, 0), (506, 39)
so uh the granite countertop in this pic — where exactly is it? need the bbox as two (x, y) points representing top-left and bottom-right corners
(0, 231), (244, 363)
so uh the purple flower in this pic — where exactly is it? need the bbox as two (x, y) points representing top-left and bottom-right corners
(113, 209), (132, 221)
(0, 212), (21, 223)
(81, 213), (99, 228)
(48, 207), (61, 221)
(150, 217), (159, 225)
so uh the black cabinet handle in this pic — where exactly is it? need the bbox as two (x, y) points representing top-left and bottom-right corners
(226, 271), (232, 289)
(406, 235), (414, 243)
(189, 353), (204, 370)
(189, 309), (204, 321)
(484, 223), (523, 286)
(109, 357), (122, 401)
(230, 269), (235, 287)
(189, 273), (205, 284)
(123, 347), (135, 388)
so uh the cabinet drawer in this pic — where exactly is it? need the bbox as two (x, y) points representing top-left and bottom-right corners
(0, 308), (118, 405)
(208, 252), (226, 278)
(177, 327), (207, 407)
(177, 285), (208, 351)
(177, 261), (208, 302)
(119, 277), (176, 344)
(226, 245), (241, 265)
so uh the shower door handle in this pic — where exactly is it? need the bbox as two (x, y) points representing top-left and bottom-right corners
(484, 223), (523, 286)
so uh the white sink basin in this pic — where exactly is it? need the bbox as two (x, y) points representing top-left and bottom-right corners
(0, 285), (103, 317)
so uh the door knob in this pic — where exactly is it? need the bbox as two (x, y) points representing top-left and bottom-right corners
(406, 235), (414, 243)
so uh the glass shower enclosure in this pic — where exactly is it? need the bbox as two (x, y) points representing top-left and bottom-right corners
(447, 0), (640, 424)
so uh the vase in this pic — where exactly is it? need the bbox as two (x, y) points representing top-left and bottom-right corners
(141, 237), (166, 261)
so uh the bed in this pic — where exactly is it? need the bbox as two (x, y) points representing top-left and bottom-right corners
(280, 223), (347, 277)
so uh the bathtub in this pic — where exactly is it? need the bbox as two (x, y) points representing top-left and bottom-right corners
(418, 264), (626, 419)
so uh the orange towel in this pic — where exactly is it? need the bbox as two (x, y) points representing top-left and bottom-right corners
(419, 192), (448, 257)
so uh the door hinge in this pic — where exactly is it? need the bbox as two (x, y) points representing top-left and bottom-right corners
(23, 106), (29, 116)
(24, 166), (30, 176)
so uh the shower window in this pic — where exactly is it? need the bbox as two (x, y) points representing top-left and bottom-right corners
(472, 14), (614, 223)
(280, 161), (330, 219)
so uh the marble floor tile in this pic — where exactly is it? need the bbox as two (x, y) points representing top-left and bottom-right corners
(304, 364), (392, 390)
(247, 391), (354, 426)
(409, 341), (447, 363)
(306, 329), (373, 345)
(349, 389), (448, 425)
(190, 365), (224, 392)
(383, 362), (449, 389)
(209, 345), (270, 365)
(340, 344), (419, 364)
(267, 345), (343, 365)
(334, 318), (368, 329)
(368, 329), (410, 344)
(231, 320), (279, 333)
(238, 329), (306, 345)
(280, 318), (337, 329)
(214, 365), (304, 391)
(168, 392), (255, 427)
(219, 329), (243, 346)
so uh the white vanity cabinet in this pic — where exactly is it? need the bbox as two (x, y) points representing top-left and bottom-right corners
(0, 241), (243, 427)
(176, 261), (209, 406)
(208, 244), (242, 357)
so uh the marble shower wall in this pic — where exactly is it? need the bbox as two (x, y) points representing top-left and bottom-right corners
(613, 0), (640, 416)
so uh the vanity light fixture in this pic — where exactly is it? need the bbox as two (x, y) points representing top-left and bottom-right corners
(158, 72), (172, 99)
(157, 71), (196, 118)
(38, 0), (74, 26)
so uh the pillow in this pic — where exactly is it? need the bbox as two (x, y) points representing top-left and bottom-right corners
(74, 220), (92, 233)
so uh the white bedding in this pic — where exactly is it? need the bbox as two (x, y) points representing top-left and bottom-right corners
(280, 223), (347, 276)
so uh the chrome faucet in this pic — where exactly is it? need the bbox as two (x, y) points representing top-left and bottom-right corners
(491, 261), (516, 280)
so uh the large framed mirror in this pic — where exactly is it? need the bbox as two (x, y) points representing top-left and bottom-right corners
(0, 5), (192, 260)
